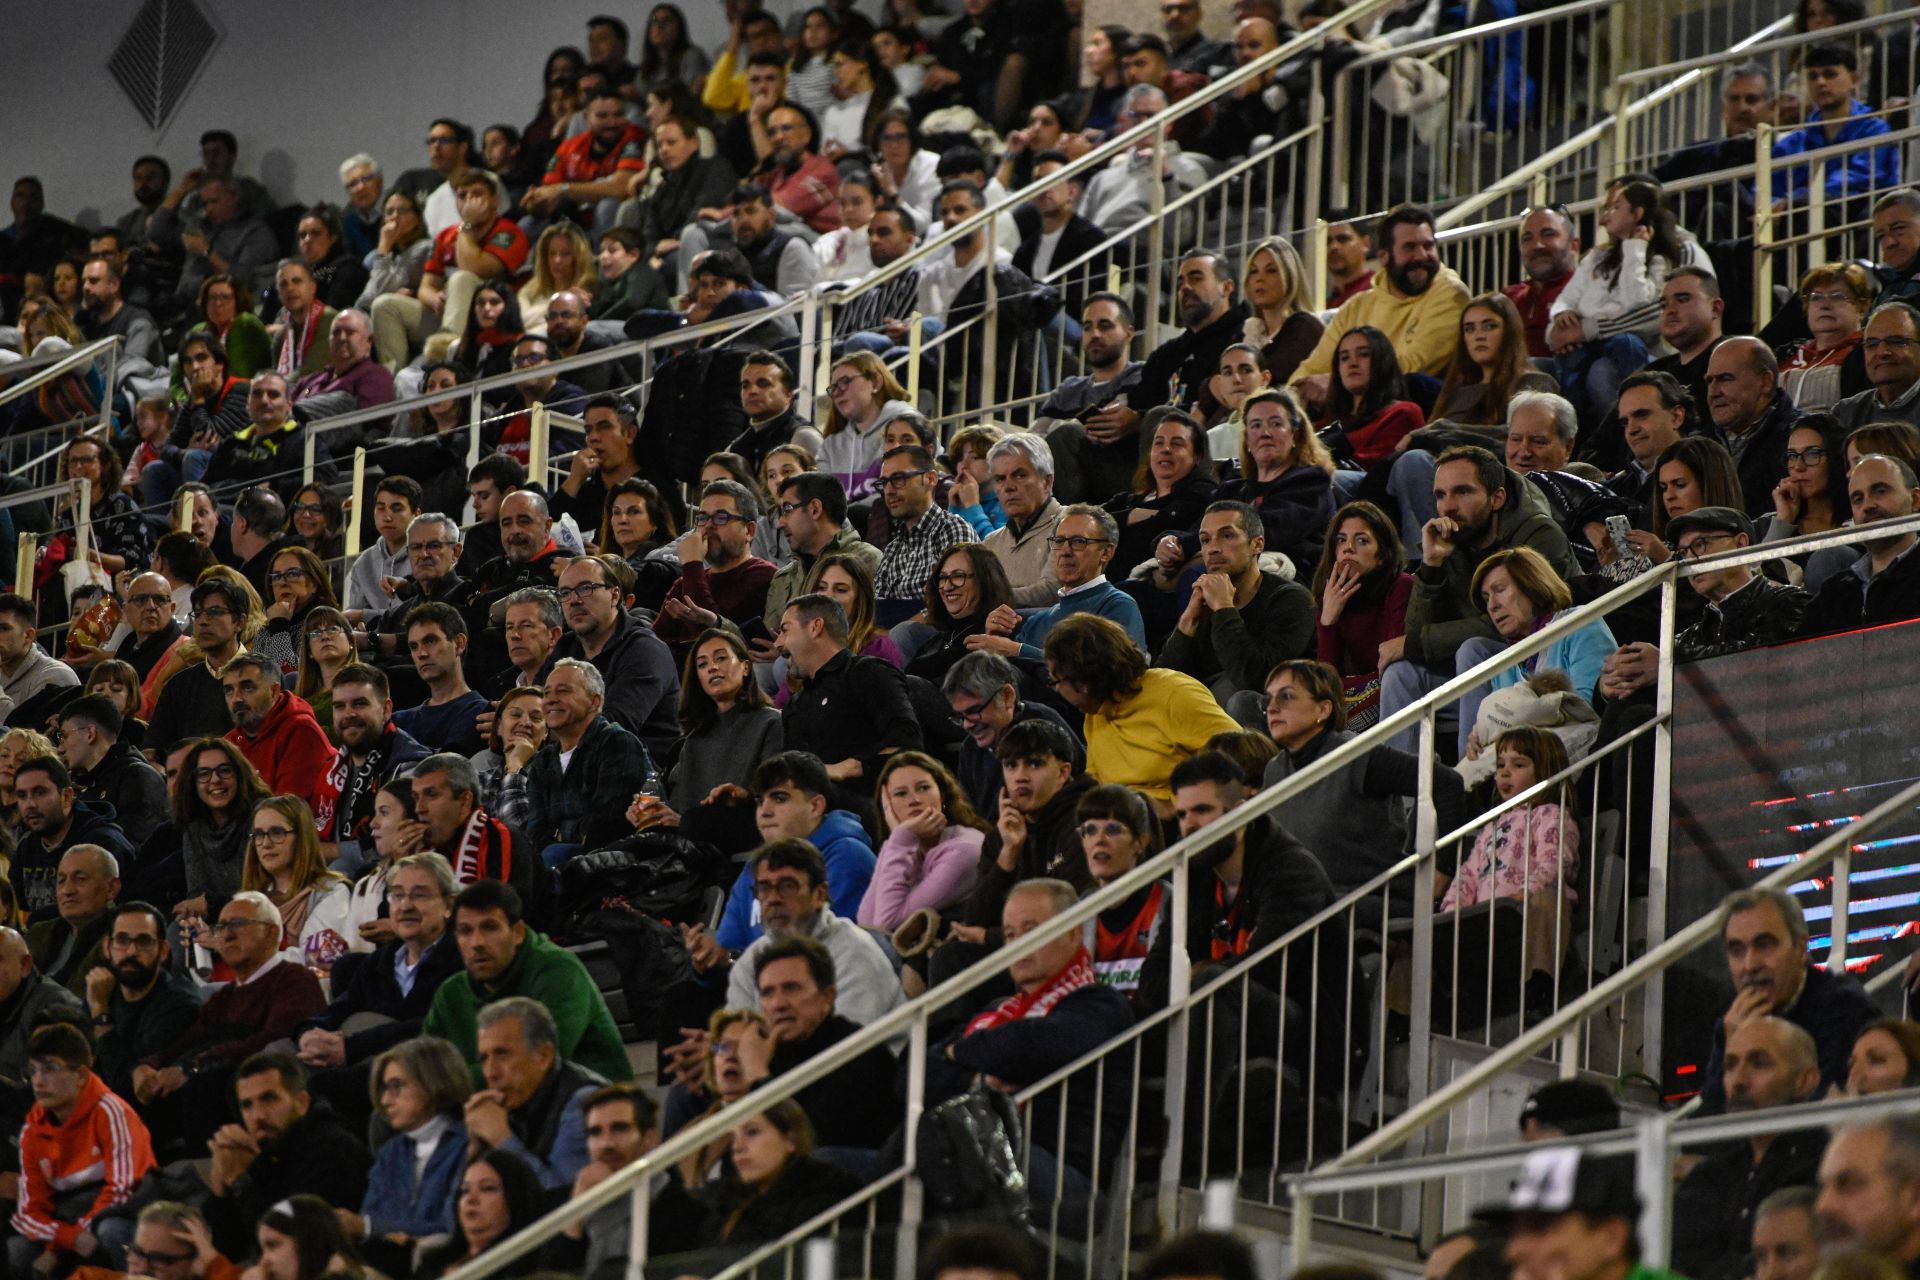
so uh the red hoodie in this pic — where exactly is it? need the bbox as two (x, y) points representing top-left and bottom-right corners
(13, 1070), (155, 1250)
(226, 689), (334, 807)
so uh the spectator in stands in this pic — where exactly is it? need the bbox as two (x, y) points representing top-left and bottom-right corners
(902, 545), (1013, 685)
(552, 396), (641, 532)
(731, 935), (898, 1153)
(1318, 212), (1375, 310)
(393, 606), (487, 755)
(922, 1226), (1038, 1280)
(978, 505), (1147, 660)
(413, 1147), (546, 1280)
(928, 877), (1132, 1192)
(1696, 886), (1876, 1114)
(1817, 1117), (1920, 1268)
(1322, 325), (1426, 482)
(1519, 1079), (1620, 1140)
(1011, 154), (1105, 315)
(334, 1035), (469, 1262)
(765, 472), (876, 637)
(1261, 658), (1468, 898)
(160, 177), (276, 319)
(370, 170), (529, 373)
(1492, 1149), (1669, 1280)
(219, 652), (330, 800)
(706, 1097), (861, 1248)
(150, 573), (256, 752)
(8, 1021), (151, 1276)
(1703, 337), (1801, 516)
(1664, 507), (1810, 659)
(291, 307), (394, 417)
(460, 996), (597, 1190)
(12, 757), (135, 921)
(777, 594), (921, 796)
(1294, 205), (1469, 408)
(523, 89), (648, 237)
(1607, 372), (1692, 525)
(1835, 302), (1920, 429)
(1140, 252), (1252, 423)
(423, 879), (631, 1083)
(1432, 293), (1558, 440)
(1779, 264), (1873, 410)
(1160, 500), (1314, 714)
(1847, 1019), (1920, 1094)
(337, 479), (418, 620)
(513, 657), (651, 868)
(1644, 268), (1726, 430)
(1046, 614), (1238, 813)
(355, 188), (432, 318)
(1772, 44), (1897, 209)
(816, 352), (921, 501)
(556, 1083), (703, 1270)
(59, 696), (167, 840)
(0, 593), (78, 721)
(27, 844), (118, 994)
(171, 738), (265, 924)
(1106, 410), (1220, 587)
(530, 554), (676, 755)
(1502, 206), (1581, 359)
(655, 482), (777, 649)
(1192, 18), (1284, 164)
(1041, 293), (1148, 504)
(964, 716), (1096, 927)
(859, 752), (987, 933)
(256, 546), (339, 677)
(1070, 783), (1167, 1006)
(1311, 501), (1413, 731)
(313, 665), (431, 873)
(79, 253), (160, 375)
(86, 902), (200, 1103)
(873, 446), (981, 608)
(240, 795), (349, 970)
(203, 375), (323, 504)
(1674, 1016), (1827, 1280)
(264, 260), (335, 382)
(1549, 179), (1712, 427)
(967, 434), (1065, 609)
(1798, 453), (1920, 635)
(407, 755), (536, 906)
(1751, 1188), (1820, 1280)
(728, 352), (821, 477)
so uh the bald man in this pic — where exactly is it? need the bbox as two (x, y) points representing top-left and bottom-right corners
(1703, 335), (1801, 515)
(1195, 18), (1286, 163)
(111, 571), (188, 687)
(1672, 1016), (1827, 1280)
(25, 846), (120, 995)
(460, 489), (566, 689)
(0, 927), (84, 1092)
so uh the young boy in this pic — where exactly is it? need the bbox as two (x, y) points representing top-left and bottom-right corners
(344, 475), (422, 613)
(1772, 42), (1898, 207)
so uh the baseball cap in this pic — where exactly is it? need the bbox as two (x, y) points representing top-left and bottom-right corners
(1475, 1147), (1640, 1224)
(1520, 1079), (1621, 1138)
(1665, 505), (1753, 547)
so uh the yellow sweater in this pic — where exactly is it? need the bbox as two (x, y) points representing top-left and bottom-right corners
(1290, 265), (1471, 380)
(703, 48), (750, 116)
(1084, 668), (1242, 806)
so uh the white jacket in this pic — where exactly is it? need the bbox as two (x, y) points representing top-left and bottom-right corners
(1549, 235), (1715, 344)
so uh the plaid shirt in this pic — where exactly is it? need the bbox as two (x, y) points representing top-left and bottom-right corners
(874, 505), (978, 600)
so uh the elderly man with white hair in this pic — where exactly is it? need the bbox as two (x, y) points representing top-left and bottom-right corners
(337, 153), (385, 259)
(981, 433), (1068, 606)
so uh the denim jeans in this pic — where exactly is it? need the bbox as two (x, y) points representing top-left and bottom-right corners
(1552, 332), (1651, 426)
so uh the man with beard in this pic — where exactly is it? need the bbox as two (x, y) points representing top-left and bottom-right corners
(85, 902), (201, 1104)
(720, 182), (819, 297)
(1834, 302), (1920, 430)
(316, 664), (432, 876)
(78, 253), (162, 372)
(1160, 502), (1315, 713)
(1673, 1017), (1827, 1280)
(554, 394), (642, 529)
(1293, 204), (1471, 410)
(1501, 207), (1581, 358)
(832, 205), (924, 366)
(462, 490), (565, 688)
(1703, 337), (1800, 515)
(493, 336), (590, 465)
(292, 853), (464, 1123)
(1695, 888), (1875, 1114)
(1378, 445), (1577, 753)
(114, 155), (173, 307)
(537, 555), (680, 755)
(1797, 454), (1920, 637)
(220, 652), (332, 800)
(11, 758), (136, 923)
(872, 446), (979, 610)
(1039, 294), (1148, 503)
(0, 594), (76, 726)
(545, 288), (639, 394)
(147, 575), (250, 753)
(1136, 252), (1250, 424)
(522, 88), (647, 236)
(556, 1085), (704, 1276)
(654, 481), (776, 651)
(1815, 1116), (1920, 1272)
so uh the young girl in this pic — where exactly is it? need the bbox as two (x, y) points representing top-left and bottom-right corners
(1443, 725), (1574, 1005)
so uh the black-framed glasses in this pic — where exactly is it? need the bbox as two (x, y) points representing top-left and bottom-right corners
(109, 933), (161, 950)
(1672, 531), (1738, 560)
(188, 607), (235, 621)
(691, 511), (747, 528)
(1784, 446), (1828, 467)
(290, 502), (328, 517)
(555, 583), (617, 603)
(1047, 535), (1111, 552)
(125, 593), (170, 608)
(935, 571), (974, 587)
(775, 501), (807, 518)
(193, 764), (236, 783)
(127, 1246), (195, 1268)
(266, 569), (310, 584)
(251, 826), (296, 844)
(878, 469), (933, 490)
(753, 876), (811, 899)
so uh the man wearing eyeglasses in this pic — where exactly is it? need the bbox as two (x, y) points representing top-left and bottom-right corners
(147, 577), (249, 756)
(655, 481), (777, 652)
(219, 651), (333, 802)
(940, 654), (1084, 823)
(1834, 302), (1920, 432)
(535, 555), (680, 756)
(85, 903), (201, 1107)
(975, 505), (1146, 661)
(10, 1022), (154, 1280)
(872, 445), (980, 613)
(762, 472), (876, 646)
(359, 514), (469, 662)
(108, 572), (186, 692)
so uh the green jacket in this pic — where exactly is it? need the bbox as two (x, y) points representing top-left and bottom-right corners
(422, 927), (632, 1084)
(1402, 464), (1579, 665)
(763, 524), (883, 633)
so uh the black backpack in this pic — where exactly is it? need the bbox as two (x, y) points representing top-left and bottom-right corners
(915, 1084), (1030, 1223)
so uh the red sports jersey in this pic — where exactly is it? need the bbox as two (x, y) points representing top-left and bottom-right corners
(545, 124), (647, 184)
(425, 217), (530, 279)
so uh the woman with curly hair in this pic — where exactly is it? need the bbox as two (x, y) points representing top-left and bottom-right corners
(1043, 614), (1238, 812)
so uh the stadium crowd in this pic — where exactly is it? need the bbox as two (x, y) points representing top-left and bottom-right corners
(0, 2), (1918, 1277)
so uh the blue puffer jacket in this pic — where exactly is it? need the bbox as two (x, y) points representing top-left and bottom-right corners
(714, 809), (877, 951)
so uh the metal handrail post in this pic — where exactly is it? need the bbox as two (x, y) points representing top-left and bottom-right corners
(1645, 572), (1677, 1073)
(1756, 123), (1776, 329)
(1304, 61), (1325, 232)
(97, 342), (118, 437)
(1159, 844), (1195, 1231)
(1308, 220), (1330, 311)
(1407, 709), (1438, 1160)
(982, 212), (999, 417)
(1146, 126), (1169, 350)
(895, 1010), (928, 1280)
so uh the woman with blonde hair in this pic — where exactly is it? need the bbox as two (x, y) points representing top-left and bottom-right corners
(1241, 236), (1324, 384)
(817, 351), (924, 499)
(240, 794), (351, 971)
(678, 1007), (768, 1187)
(1216, 387), (1337, 572)
(518, 221), (596, 332)
(0, 729), (56, 852)
(1777, 262), (1872, 410)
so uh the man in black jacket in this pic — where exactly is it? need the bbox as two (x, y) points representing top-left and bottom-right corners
(83, 903), (200, 1104)
(10, 758), (136, 922)
(736, 937), (898, 1150)
(294, 853), (465, 1124)
(459, 490), (566, 688)
(536, 554), (681, 756)
(1797, 454), (1920, 638)
(204, 1053), (372, 1258)
(1704, 338), (1800, 517)
(1666, 508), (1810, 659)
(316, 665), (433, 876)
(778, 594), (921, 811)
(1012, 154), (1109, 322)
(465, 996), (601, 1190)
(1138, 251), (1251, 423)
(56, 696), (168, 842)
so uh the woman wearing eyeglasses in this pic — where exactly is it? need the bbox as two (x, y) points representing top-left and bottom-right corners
(287, 484), (345, 563)
(1778, 265), (1872, 412)
(1760, 416), (1854, 588)
(292, 606), (356, 746)
(172, 737), (270, 932)
(903, 544), (1014, 684)
(343, 1036), (471, 1264)
(259, 547), (341, 679)
(818, 353), (925, 500)
(240, 795), (351, 973)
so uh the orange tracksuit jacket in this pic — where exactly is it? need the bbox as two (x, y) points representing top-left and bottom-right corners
(11, 1071), (155, 1251)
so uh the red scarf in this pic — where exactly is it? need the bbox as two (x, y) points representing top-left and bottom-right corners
(964, 946), (1096, 1035)
(451, 807), (513, 885)
(276, 306), (325, 377)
